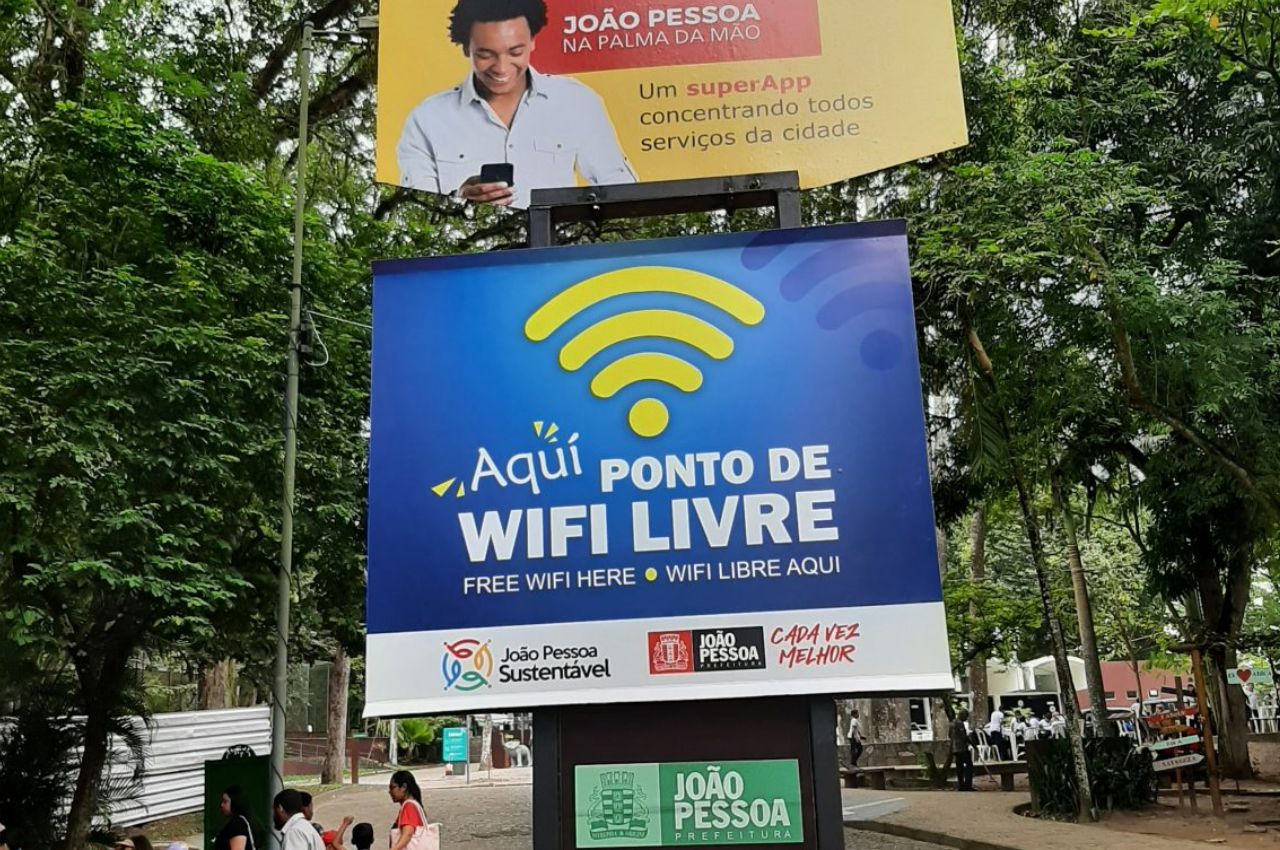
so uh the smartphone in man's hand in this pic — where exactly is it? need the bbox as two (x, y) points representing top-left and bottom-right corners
(480, 162), (514, 186)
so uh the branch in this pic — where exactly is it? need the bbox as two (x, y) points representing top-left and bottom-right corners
(1106, 302), (1276, 516)
(273, 52), (374, 152)
(1160, 208), (1197, 248)
(304, 54), (375, 130)
(250, 0), (362, 103)
(373, 188), (469, 221)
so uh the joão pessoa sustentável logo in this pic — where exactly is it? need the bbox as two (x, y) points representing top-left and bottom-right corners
(441, 638), (494, 691)
(524, 267), (765, 438)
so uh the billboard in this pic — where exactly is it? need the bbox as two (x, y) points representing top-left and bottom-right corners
(375, 0), (968, 207)
(364, 221), (950, 716)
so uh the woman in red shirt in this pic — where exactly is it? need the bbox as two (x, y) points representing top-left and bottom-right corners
(388, 771), (428, 850)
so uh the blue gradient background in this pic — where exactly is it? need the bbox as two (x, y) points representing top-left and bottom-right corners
(367, 221), (941, 635)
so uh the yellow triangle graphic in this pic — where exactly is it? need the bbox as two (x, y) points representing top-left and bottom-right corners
(456, 483), (466, 498)
(546, 423), (559, 439)
(432, 478), (456, 497)
(533, 421), (544, 437)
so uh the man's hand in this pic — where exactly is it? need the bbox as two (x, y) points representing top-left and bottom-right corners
(459, 176), (514, 206)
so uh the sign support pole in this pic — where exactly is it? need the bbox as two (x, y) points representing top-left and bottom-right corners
(526, 172), (841, 850)
(1173, 675), (1190, 809)
(1190, 647), (1225, 818)
(270, 22), (313, 841)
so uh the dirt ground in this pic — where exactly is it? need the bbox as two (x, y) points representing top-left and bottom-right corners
(1102, 793), (1280, 848)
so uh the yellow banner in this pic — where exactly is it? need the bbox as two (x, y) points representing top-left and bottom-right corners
(376, 1), (967, 207)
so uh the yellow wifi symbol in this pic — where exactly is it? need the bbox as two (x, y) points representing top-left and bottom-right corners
(524, 267), (765, 438)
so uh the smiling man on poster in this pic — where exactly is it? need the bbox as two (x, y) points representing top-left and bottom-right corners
(396, 0), (637, 208)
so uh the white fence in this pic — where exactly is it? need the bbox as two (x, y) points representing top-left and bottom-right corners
(108, 706), (271, 827)
(1250, 705), (1279, 736)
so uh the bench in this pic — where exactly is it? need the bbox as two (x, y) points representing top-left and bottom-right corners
(842, 760), (1028, 792)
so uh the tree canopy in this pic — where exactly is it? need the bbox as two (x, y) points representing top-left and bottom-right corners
(2, 0), (1279, 839)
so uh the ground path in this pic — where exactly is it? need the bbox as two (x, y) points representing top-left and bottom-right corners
(309, 767), (942, 850)
(304, 765), (1271, 850)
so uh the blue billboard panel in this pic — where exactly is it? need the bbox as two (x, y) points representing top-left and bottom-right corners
(365, 221), (950, 716)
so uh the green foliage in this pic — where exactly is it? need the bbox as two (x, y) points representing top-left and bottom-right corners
(944, 503), (1050, 671)
(395, 716), (466, 764)
(1027, 737), (1157, 819)
(0, 691), (83, 850)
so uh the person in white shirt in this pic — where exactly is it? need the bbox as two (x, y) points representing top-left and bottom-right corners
(275, 790), (324, 850)
(848, 710), (865, 767)
(397, 0), (637, 209)
(986, 708), (1010, 760)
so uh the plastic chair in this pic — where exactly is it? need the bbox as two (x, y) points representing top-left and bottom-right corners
(974, 729), (997, 764)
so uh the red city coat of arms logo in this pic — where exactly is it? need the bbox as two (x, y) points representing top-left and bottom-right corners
(648, 631), (693, 674)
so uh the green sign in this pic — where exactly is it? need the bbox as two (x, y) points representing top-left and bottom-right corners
(1228, 667), (1274, 686)
(203, 755), (270, 850)
(574, 760), (803, 848)
(442, 726), (469, 763)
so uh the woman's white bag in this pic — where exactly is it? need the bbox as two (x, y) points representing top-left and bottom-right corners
(393, 801), (440, 850)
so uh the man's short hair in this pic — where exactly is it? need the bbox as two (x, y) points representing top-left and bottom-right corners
(352, 823), (374, 850)
(299, 791), (312, 807)
(449, 0), (549, 44)
(275, 789), (305, 816)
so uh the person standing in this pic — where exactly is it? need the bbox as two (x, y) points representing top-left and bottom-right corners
(214, 786), (258, 850)
(275, 790), (324, 850)
(986, 707), (1009, 760)
(848, 710), (865, 768)
(951, 710), (974, 792)
(300, 793), (323, 835)
(388, 771), (431, 850)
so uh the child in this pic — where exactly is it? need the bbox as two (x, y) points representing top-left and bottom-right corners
(321, 817), (354, 850)
(351, 823), (374, 850)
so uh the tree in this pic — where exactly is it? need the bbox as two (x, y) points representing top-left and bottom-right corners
(0, 104), (295, 848)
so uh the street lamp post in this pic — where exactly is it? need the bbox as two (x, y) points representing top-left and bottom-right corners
(270, 17), (313, 827)
(269, 19), (377, 836)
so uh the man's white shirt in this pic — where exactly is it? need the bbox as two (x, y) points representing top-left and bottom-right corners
(396, 68), (637, 208)
(986, 709), (1004, 734)
(280, 814), (323, 850)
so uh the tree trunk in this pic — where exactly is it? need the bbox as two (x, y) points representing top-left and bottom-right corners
(1013, 475), (1095, 820)
(321, 646), (350, 785)
(1128, 651), (1144, 710)
(1205, 647), (1254, 779)
(1192, 545), (1254, 779)
(968, 506), (990, 730)
(200, 659), (232, 710)
(1052, 475), (1114, 737)
(65, 705), (111, 850)
(65, 642), (133, 850)
(479, 714), (494, 771)
(967, 328), (1094, 821)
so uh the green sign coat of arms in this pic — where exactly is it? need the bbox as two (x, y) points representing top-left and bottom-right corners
(589, 770), (651, 841)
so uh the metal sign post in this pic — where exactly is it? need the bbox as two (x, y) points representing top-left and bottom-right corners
(525, 172), (842, 850)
